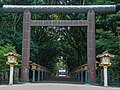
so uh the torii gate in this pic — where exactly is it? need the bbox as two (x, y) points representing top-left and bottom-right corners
(3, 5), (116, 84)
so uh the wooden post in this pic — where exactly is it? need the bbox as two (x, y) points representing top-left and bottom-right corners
(32, 70), (35, 82)
(41, 71), (44, 80)
(87, 9), (96, 84)
(21, 10), (31, 82)
(38, 71), (40, 81)
(81, 72), (83, 82)
(85, 71), (88, 83)
(78, 72), (80, 81)
(14, 68), (19, 83)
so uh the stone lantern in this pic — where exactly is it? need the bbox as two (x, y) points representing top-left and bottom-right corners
(97, 50), (115, 86)
(4, 51), (20, 85)
(31, 63), (37, 82)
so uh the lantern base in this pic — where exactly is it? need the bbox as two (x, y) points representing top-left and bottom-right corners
(99, 63), (111, 67)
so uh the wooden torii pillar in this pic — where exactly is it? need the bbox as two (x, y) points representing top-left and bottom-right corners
(87, 9), (96, 84)
(22, 10), (31, 82)
(3, 5), (116, 83)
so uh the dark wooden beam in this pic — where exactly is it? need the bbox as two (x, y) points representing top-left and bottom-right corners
(30, 20), (88, 26)
(3, 5), (116, 13)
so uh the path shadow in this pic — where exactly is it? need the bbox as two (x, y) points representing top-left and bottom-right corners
(37, 76), (85, 85)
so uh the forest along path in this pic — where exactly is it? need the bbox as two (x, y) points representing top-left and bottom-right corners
(0, 76), (120, 90)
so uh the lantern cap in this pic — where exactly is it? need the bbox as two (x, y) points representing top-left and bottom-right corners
(31, 63), (37, 66)
(96, 50), (115, 58)
(4, 51), (21, 57)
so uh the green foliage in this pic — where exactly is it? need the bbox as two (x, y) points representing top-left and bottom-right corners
(53, 59), (68, 72)
(0, 44), (15, 72)
(108, 56), (120, 84)
(96, 12), (120, 84)
(95, 0), (105, 4)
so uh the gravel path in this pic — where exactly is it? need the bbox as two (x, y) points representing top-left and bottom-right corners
(0, 76), (119, 90)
